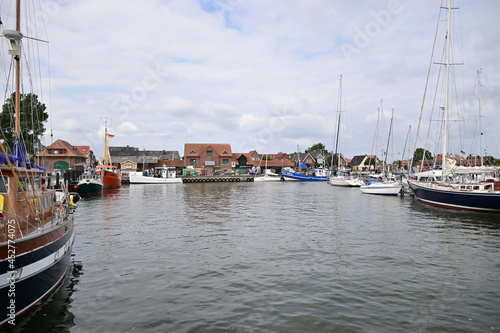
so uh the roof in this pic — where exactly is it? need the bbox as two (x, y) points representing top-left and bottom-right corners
(36, 139), (86, 158)
(184, 143), (232, 157)
(350, 155), (367, 166)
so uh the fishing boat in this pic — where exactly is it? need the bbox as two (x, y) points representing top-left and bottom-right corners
(96, 121), (121, 189)
(129, 166), (182, 184)
(282, 167), (329, 181)
(0, 1), (76, 328)
(329, 75), (364, 187)
(72, 170), (103, 195)
(408, 0), (500, 212)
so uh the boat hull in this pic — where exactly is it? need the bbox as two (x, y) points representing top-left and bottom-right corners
(408, 181), (500, 212)
(360, 183), (402, 195)
(74, 180), (103, 195)
(129, 173), (182, 184)
(0, 219), (75, 328)
(254, 175), (282, 182)
(329, 176), (364, 187)
(282, 171), (329, 181)
(97, 170), (122, 189)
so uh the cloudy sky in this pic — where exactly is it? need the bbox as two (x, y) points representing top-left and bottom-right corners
(2, 0), (500, 160)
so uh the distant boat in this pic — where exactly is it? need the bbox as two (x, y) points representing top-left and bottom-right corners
(254, 172), (282, 182)
(329, 75), (364, 187)
(129, 166), (182, 184)
(360, 103), (402, 195)
(408, 0), (500, 212)
(0, 1), (76, 328)
(96, 121), (121, 189)
(73, 170), (103, 195)
(282, 168), (329, 181)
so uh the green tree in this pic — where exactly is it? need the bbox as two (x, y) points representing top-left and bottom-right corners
(308, 143), (326, 152)
(0, 93), (48, 156)
(411, 148), (433, 165)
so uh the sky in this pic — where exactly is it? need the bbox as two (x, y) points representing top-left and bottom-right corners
(1, 0), (500, 161)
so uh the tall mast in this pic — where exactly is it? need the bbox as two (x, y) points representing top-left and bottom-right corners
(333, 74), (342, 170)
(441, 0), (452, 181)
(14, 0), (21, 137)
(477, 69), (484, 167)
(102, 119), (112, 165)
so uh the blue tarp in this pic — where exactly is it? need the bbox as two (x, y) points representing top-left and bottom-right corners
(298, 161), (307, 169)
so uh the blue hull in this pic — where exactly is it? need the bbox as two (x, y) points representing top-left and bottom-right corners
(408, 181), (500, 212)
(282, 171), (328, 181)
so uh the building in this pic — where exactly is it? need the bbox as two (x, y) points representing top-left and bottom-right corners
(36, 139), (91, 172)
(109, 146), (182, 171)
(184, 143), (233, 174)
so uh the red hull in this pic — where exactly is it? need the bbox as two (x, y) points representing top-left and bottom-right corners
(96, 168), (122, 189)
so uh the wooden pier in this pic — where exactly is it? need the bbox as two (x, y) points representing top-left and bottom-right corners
(181, 175), (254, 183)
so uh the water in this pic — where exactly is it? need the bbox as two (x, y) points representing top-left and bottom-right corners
(7, 182), (500, 332)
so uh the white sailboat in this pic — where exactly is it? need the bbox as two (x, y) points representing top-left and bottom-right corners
(360, 105), (402, 195)
(408, 0), (500, 212)
(329, 75), (364, 187)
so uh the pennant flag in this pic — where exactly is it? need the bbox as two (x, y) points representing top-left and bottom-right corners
(460, 150), (465, 155)
(107, 134), (115, 138)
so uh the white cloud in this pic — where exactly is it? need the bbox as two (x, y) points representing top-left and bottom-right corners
(3, 0), (498, 159)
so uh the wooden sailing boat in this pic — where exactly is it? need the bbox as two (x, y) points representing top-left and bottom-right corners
(96, 121), (121, 188)
(0, 1), (76, 328)
(408, 0), (500, 212)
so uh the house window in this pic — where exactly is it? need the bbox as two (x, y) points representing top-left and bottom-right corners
(190, 159), (196, 166)
(222, 150), (228, 155)
(207, 150), (213, 158)
(189, 150), (196, 155)
(222, 159), (229, 165)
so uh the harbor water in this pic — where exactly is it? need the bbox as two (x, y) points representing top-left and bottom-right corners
(8, 182), (500, 332)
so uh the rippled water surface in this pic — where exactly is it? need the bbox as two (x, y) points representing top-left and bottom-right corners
(9, 182), (500, 332)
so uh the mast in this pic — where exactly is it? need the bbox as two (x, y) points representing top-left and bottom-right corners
(102, 119), (112, 165)
(333, 75), (343, 171)
(477, 69), (484, 167)
(441, 0), (452, 181)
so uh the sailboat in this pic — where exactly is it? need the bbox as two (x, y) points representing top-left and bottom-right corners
(408, 0), (500, 212)
(254, 152), (281, 182)
(329, 75), (364, 187)
(96, 121), (122, 189)
(0, 1), (76, 328)
(360, 105), (402, 195)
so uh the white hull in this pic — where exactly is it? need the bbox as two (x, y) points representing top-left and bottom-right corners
(360, 182), (402, 195)
(329, 176), (364, 187)
(254, 175), (282, 182)
(129, 174), (182, 184)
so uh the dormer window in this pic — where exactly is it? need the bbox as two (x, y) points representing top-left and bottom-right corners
(222, 150), (228, 155)
(189, 150), (196, 155)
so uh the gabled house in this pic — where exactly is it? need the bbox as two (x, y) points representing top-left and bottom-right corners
(35, 139), (90, 172)
(184, 143), (233, 173)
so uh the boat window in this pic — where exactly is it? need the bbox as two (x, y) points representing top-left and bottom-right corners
(484, 184), (491, 190)
(473, 186), (479, 190)
(0, 175), (8, 193)
(17, 177), (27, 192)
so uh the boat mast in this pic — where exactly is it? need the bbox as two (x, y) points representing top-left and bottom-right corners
(477, 69), (484, 167)
(441, 0), (452, 181)
(333, 74), (343, 171)
(102, 119), (112, 165)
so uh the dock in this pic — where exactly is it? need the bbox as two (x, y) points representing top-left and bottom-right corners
(181, 175), (255, 183)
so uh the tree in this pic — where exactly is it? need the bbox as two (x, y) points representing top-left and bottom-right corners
(411, 148), (433, 166)
(0, 93), (48, 157)
(308, 143), (326, 152)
